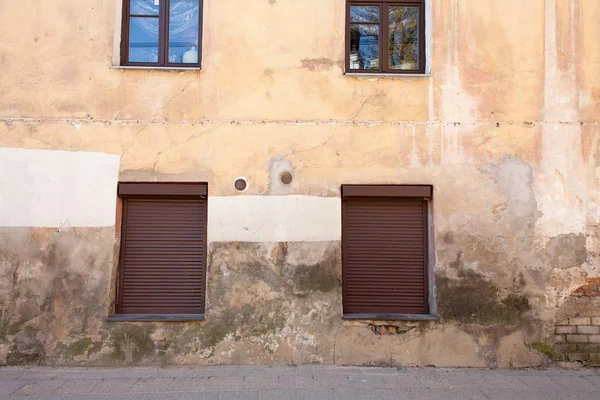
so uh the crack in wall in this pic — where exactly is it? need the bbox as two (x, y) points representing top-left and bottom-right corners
(1, 117), (597, 128)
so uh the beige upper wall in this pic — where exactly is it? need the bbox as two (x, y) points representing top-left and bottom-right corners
(0, 0), (598, 123)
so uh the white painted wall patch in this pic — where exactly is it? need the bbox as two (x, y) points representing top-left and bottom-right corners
(208, 195), (341, 242)
(0, 148), (120, 227)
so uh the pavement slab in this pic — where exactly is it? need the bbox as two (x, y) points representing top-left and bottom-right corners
(89, 378), (139, 394)
(551, 375), (600, 392)
(220, 390), (259, 400)
(14, 380), (66, 396)
(0, 381), (28, 397)
(129, 377), (176, 393)
(296, 389), (336, 400)
(0, 366), (598, 400)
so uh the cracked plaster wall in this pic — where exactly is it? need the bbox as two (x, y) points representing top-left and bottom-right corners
(0, 0), (600, 367)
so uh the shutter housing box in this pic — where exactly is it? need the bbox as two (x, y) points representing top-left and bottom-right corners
(109, 182), (208, 322)
(342, 185), (435, 320)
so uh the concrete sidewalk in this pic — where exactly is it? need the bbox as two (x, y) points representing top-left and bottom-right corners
(0, 366), (599, 400)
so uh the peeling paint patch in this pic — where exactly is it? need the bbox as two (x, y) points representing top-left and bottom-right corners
(545, 233), (587, 270)
(437, 253), (531, 325)
(480, 155), (539, 230)
(300, 57), (336, 72)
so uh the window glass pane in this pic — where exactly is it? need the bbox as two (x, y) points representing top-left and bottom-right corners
(168, 0), (200, 64)
(389, 6), (419, 70)
(349, 24), (380, 70)
(350, 6), (379, 23)
(130, 0), (160, 16)
(129, 17), (159, 63)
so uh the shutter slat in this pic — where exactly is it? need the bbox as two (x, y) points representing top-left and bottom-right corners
(343, 196), (429, 315)
(118, 195), (207, 315)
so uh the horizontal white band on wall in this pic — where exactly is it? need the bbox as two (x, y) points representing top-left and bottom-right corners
(0, 148), (120, 228)
(0, 148), (341, 239)
(208, 195), (341, 242)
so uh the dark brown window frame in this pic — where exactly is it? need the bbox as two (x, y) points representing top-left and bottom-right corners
(345, 0), (426, 75)
(108, 182), (208, 322)
(341, 185), (437, 321)
(120, 0), (203, 68)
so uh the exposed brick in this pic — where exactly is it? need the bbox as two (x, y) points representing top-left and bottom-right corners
(588, 278), (600, 283)
(571, 292), (584, 297)
(592, 317), (600, 326)
(577, 326), (600, 334)
(554, 335), (565, 344)
(577, 343), (599, 352)
(567, 335), (588, 343)
(590, 353), (600, 362)
(588, 335), (600, 343)
(556, 326), (577, 334)
(567, 353), (589, 362)
(556, 319), (570, 326)
(569, 317), (591, 325)
(556, 344), (578, 352)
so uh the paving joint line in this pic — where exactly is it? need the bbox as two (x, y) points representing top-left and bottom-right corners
(583, 374), (600, 389)
(515, 375), (529, 389)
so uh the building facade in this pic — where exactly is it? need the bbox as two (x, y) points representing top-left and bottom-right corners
(1, 0), (599, 367)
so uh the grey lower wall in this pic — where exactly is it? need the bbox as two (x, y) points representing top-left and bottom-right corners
(3, 225), (594, 368)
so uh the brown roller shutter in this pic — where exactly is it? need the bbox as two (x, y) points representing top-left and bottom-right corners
(117, 183), (207, 316)
(342, 186), (430, 317)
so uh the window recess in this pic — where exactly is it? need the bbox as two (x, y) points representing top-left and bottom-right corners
(341, 185), (434, 320)
(109, 182), (208, 322)
(346, 1), (426, 75)
(121, 0), (203, 68)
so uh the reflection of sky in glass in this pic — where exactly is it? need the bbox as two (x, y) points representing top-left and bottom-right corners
(350, 6), (379, 23)
(389, 6), (419, 70)
(129, 17), (159, 63)
(127, 0), (199, 64)
(131, 0), (159, 15)
(169, 0), (200, 64)
(350, 24), (379, 70)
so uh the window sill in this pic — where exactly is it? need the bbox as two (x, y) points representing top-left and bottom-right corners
(343, 313), (438, 321)
(344, 73), (431, 79)
(106, 314), (205, 322)
(111, 66), (201, 72)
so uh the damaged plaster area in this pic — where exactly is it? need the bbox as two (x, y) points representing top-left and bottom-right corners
(0, 140), (597, 369)
(0, 228), (568, 368)
(0, 149), (596, 369)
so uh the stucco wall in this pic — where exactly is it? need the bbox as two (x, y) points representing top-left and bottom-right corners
(0, 0), (599, 367)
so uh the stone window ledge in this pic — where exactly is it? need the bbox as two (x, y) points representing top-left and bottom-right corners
(343, 313), (438, 321)
(106, 314), (205, 322)
(111, 66), (201, 72)
(344, 73), (431, 79)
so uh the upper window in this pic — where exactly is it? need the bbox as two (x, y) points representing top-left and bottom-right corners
(121, 0), (203, 68)
(346, 1), (426, 74)
(341, 185), (433, 319)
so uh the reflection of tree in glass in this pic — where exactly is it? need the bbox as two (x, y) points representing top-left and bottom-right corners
(389, 7), (418, 70)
